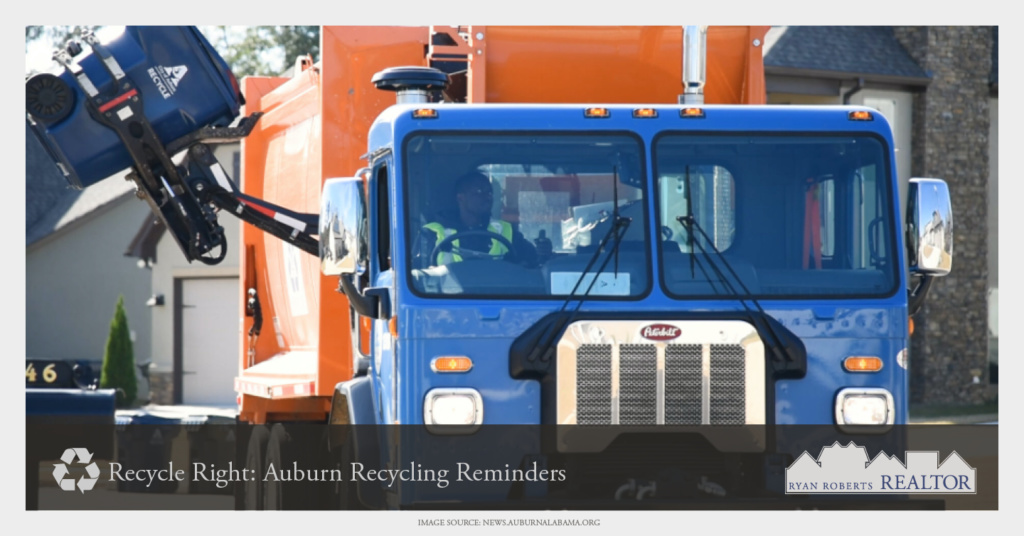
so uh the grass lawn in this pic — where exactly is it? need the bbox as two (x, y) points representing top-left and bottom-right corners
(909, 400), (998, 419)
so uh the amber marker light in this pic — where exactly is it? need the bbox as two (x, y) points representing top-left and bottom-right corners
(908, 317), (915, 336)
(849, 110), (874, 121)
(843, 356), (884, 373)
(412, 108), (438, 118)
(431, 356), (474, 373)
(584, 107), (611, 118)
(633, 108), (658, 118)
(680, 107), (705, 118)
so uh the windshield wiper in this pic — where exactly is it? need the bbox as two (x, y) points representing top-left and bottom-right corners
(675, 166), (803, 376)
(518, 167), (632, 371)
(675, 210), (806, 378)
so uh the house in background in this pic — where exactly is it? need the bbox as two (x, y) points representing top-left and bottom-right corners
(26, 120), (242, 407)
(25, 122), (153, 401)
(763, 26), (998, 405)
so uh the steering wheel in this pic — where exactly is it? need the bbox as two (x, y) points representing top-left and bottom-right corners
(430, 230), (518, 264)
(661, 225), (674, 240)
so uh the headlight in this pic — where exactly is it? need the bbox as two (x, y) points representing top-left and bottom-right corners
(835, 388), (894, 430)
(424, 388), (483, 434)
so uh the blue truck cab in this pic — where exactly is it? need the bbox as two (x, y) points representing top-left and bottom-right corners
(322, 97), (953, 506)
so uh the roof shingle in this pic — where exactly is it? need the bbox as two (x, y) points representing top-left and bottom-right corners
(765, 26), (929, 81)
(26, 122), (135, 247)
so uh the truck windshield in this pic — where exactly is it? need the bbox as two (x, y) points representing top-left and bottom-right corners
(654, 133), (899, 299)
(405, 132), (649, 298)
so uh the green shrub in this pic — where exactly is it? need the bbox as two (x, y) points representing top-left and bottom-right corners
(100, 295), (137, 407)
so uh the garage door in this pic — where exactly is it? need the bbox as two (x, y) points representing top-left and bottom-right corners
(181, 277), (239, 406)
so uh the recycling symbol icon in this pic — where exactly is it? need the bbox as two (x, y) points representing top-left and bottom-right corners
(52, 448), (100, 493)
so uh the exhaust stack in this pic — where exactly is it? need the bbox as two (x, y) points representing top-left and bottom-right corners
(371, 66), (449, 104)
(679, 26), (708, 105)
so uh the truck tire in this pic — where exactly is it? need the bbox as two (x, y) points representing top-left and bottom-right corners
(242, 425), (269, 510)
(263, 423), (290, 510)
(335, 438), (366, 510)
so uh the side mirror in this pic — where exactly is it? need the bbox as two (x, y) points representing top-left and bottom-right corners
(320, 177), (367, 276)
(906, 178), (953, 276)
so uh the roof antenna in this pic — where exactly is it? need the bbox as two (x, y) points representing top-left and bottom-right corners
(372, 66), (449, 104)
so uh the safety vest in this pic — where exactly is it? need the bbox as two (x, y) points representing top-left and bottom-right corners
(423, 220), (513, 265)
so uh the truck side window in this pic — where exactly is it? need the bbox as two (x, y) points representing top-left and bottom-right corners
(852, 164), (887, 269)
(816, 179), (836, 258)
(376, 165), (391, 271)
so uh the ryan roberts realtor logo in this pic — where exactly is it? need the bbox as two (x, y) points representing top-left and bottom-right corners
(786, 442), (977, 494)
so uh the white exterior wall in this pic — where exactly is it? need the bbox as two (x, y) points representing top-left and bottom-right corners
(26, 197), (153, 363)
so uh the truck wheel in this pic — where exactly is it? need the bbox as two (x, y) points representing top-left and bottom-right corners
(263, 424), (290, 510)
(242, 425), (269, 510)
(336, 440), (366, 510)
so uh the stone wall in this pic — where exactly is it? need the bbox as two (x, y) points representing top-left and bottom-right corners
(893, 27), (996, 404)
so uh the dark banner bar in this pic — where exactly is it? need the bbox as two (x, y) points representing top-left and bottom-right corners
(26, 422), (996, 510)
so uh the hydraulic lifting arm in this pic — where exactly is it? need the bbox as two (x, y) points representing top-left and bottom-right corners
(46, 30), (318, 265)
(178, 138), (320, 262)
(120, 113), (319, 265)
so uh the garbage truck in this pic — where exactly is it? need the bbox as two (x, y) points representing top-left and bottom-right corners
(26, 25), (954, 509)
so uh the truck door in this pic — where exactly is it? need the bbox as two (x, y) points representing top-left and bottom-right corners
(369, 159), (398, 426)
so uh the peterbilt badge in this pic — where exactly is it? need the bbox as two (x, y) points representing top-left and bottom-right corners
(640, 323), (681, 341)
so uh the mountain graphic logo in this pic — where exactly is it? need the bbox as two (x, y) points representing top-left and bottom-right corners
(147, 64), (188, 98)
(785, 441), (977, 494)
(161, 65), (188, 90)
(52, 448), (100, 493)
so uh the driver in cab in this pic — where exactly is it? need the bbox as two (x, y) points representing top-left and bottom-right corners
(413, 171), (537, 269)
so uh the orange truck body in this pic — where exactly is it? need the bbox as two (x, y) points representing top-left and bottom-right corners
(234, 26), (768, 425)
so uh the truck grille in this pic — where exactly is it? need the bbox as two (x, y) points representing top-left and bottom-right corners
(577, 345), (612, 424)
(619, 344), (657, 424)
(559, 320), (765, 426)
(710, 344), (746, 424)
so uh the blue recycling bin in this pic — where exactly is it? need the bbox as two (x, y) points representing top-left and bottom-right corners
(26, 26), (242, 189)
(115, 413), (183, 493)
